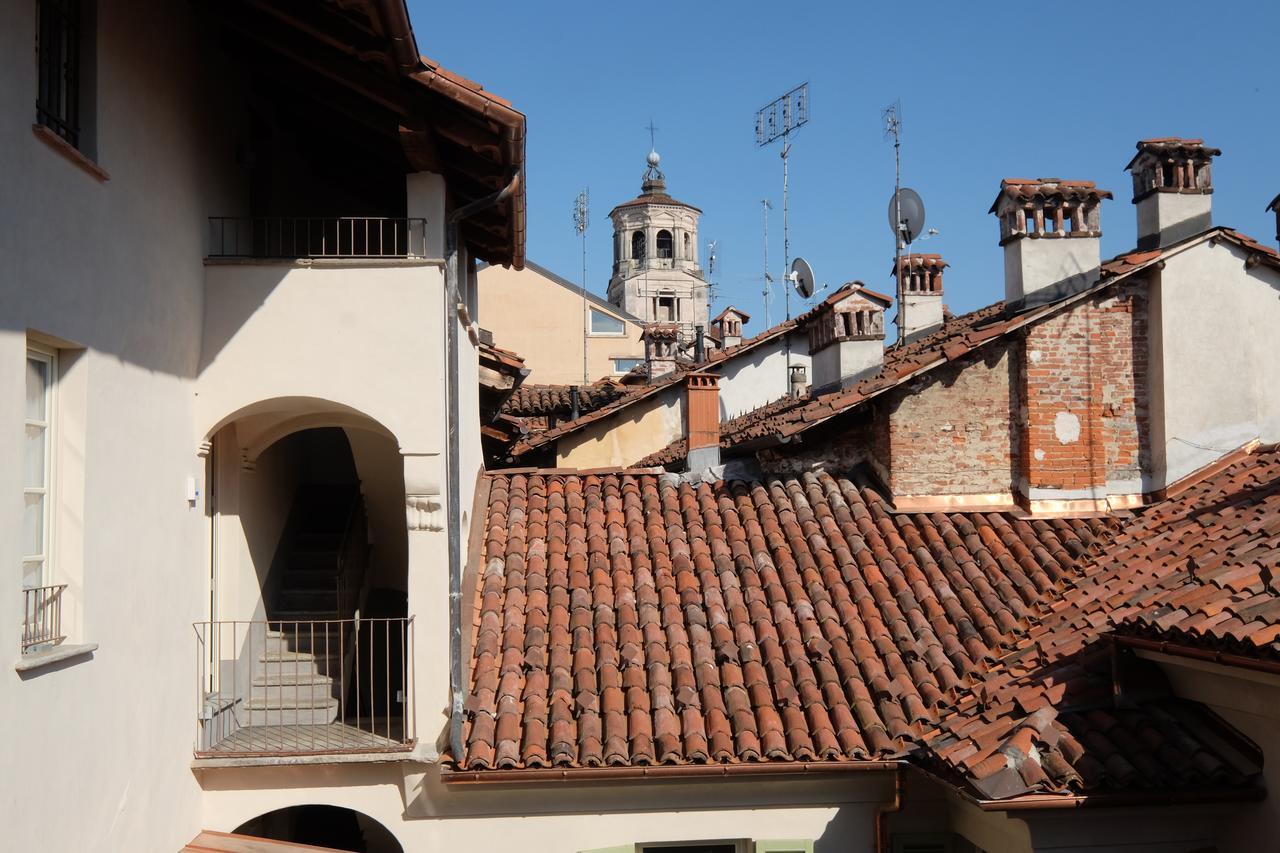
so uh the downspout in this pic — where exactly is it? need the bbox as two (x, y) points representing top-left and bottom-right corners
(874, 767), (903, 853)
(444, 170), (521, 767)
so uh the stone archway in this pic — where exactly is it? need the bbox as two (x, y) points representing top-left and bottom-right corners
(233, 804), (404, 853)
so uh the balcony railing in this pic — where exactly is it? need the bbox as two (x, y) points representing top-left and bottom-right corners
(207, 217), (430, 260)
(194, 617), (415, 757)
(22, 584), (67, 652)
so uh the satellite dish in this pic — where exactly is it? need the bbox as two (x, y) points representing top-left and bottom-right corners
(888, 188), (927, 244)
(790, 257), (815, 299)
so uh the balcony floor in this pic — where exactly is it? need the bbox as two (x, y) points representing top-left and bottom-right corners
(205, 720), (408, 756)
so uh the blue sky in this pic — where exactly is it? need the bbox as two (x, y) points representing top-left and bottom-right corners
(410, 0), (1279, 330)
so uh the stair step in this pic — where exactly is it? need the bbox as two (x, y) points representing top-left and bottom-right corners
(253, 671), (334, 688)
(251, 682), (338, 705)
(244, 702), (339, 727)
(278, 572), (337, 590)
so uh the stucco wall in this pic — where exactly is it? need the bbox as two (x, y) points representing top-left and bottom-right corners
(716, 332), (811, 419)
(200, 765), (895, 853)
(557, 387), (685, 469)
(478, 263), (645, 385)
(0, 1), (244, 850)
(1149, 240), (1280, 487)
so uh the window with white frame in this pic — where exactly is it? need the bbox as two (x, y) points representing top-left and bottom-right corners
(612, 357), (644, 374)
(24, 346), (56, 590)
(590, 307), (626, 336)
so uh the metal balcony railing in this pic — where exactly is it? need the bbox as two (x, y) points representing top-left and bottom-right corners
(207, 217), (430, 260)
(22, 584), (67, 652)
(194, 617), (415, 757)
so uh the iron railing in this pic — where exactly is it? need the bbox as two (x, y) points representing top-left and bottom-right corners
(22, 584), (67, 652)
(194, 617), (415, 757)
(207, 217), (430, 260)
(335, 494), (368, 620)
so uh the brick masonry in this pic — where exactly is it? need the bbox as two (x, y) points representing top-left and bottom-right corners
(883, 342), (1017, 496)
(1018, 282), (1149, 498)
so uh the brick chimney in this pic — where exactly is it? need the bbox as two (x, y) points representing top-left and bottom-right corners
(801, 283), (889, 392)
(991, 178), (1112, 310)
(685, 374), (720, 470)
(894, 253), (947, 341)
(1268, 193), (1280, 247)
(712, 306), (750, 349)
(1126, 138), (1220, 250)
(642, 323), (680, 381)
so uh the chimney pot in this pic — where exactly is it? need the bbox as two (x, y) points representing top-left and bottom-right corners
(685, 373), (721, 470)
(800, 283), (889, 392)
(1127, 138), (1220, 250)
(642, 323), (680, 381)
(894, 253), (948, 341)
(712, 306), (749, 349)
(991, 178), (1112, 310)
(694, 325), (706, 362)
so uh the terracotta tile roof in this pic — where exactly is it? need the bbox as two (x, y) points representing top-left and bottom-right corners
(639, 229), (1280, 471)
(610, 193), (702, 214)
(503, 382), (628, 419)
(712, 305), (751, 324)
(462, 458), (1274, 801)
(463, 468), (1114, 773)
(917, 448), (1280, 799)
(1032, 443), (1280, 661)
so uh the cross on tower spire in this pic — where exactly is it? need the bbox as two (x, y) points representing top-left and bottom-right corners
(646, 117), (659, 152)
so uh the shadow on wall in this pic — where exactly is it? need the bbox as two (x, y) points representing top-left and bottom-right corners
(234, 804), (403, 853)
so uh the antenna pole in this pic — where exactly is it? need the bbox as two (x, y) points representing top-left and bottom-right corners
(885, 102), (905, 346)
(761, 198), (772, 328)
(574, 188), (590, 384)
(781, 130), (792, 395)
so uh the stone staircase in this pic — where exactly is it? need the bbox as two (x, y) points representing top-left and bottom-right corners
(244, 485), (365, 728)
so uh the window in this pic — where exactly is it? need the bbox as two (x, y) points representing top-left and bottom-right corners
(612, 357), (644, 374)
(24, 347), (56, 590)
(37, 0), (92, 151)
(632, 231), (646, 261)
(657, 295), (676, 322)
(657, 229), (674, 259)
(590, 308), (626, 335)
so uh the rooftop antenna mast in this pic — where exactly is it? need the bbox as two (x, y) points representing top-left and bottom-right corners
(761, 198), (773, 327)
(706, 239), (719, 303)
(573, 187), (590, 384)
(882, 100), (927, 346)
(756, 83), (810, 394)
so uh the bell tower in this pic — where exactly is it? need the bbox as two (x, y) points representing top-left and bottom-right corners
(606, 148), (709, 343)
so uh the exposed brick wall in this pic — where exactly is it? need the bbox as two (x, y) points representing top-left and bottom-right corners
(1098, 282), (1150, 487)
(883, 342), (1017, 496)
(758, 408), (879, 475)
(1017, 282), (1149, 498)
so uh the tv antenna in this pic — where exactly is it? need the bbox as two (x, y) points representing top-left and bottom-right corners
(760, 198), (773, 327)
(883, 100), (927, 345)
(573, 187), (590, 384)
(756, 83), (809, 395)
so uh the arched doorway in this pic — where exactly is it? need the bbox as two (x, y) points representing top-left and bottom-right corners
(197, 400), (415, 757)
(233, 805), (403, 853)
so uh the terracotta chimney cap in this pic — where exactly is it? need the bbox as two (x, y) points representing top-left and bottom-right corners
(990, 179), (1113, 214)
(1126, 138), (1221, 171)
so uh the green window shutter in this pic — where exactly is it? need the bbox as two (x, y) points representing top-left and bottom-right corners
(578, 846), (635, 853)
(755, 841), (814, 853)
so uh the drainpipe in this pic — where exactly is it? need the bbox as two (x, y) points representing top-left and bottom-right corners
(874, 767), (904, 853)
(444, 169), (521, 766)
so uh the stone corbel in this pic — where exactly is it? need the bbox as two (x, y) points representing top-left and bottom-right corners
(403, 452), (444, 532)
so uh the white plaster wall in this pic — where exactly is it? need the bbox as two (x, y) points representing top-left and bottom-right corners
(1149, 240), (1280, 487)
(0, 1), (244, 850)
(1005, 238), (1101, 308)
(717, 332), (811, 419)
(200, 765), (893, 853)
(557, 387), (685, 469)
(1136, 193), (1212, 248)
(197, 261), (445, 453)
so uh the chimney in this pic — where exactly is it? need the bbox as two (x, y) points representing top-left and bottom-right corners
(1126, 138), (1220, 250)
(1268, 193), (1280, 248)
(894, 253), (947, 341)
(685, 374), (720, 470)
(991, 178), (1112, 310)
(694, 324), (706, 362)
(712, 306), (750, 349)
(641, 323), (679, 381)
(569, 385), (581, 420)
(789, 364), (808, 398)
(801, 283), (889, 392)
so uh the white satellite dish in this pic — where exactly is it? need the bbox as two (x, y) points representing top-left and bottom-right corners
(790, 257), (815, 299)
